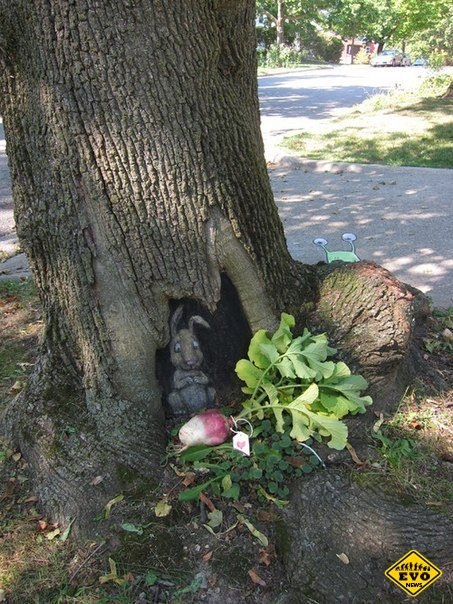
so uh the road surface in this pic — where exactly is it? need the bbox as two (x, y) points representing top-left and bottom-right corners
(258, 63), (432, 153)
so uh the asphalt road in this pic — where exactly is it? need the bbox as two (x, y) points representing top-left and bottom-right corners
(258, 63), (433, 147)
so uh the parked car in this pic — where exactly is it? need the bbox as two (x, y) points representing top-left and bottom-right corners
(402, 54), (411, 66)
(412, 57), (429, 66)
(370, 49), (404, 67)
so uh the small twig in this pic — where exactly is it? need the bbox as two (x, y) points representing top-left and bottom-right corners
(68, 540), (106, 582)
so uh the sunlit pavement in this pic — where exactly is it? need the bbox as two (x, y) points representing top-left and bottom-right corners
(269, 158), (452, 309)
(260, 65), (452, 309)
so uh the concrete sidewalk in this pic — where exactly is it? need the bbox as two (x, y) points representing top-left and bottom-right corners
(267, 152), (452, 309)
(1, 148), (452, 309)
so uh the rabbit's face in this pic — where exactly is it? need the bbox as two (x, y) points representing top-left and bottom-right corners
(170, 328), (204, 370)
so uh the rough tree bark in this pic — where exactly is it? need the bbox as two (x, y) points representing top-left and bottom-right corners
(0, 0), (313, 528)
(0, 0), (427, 537)
(278, 471), (453, 602)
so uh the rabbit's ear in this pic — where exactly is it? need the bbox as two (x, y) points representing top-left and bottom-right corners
(170, 305), (184, 338)
(188, 315), (210, 332)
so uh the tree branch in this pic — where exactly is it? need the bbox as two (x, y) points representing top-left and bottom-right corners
(259, 9), (277, 24)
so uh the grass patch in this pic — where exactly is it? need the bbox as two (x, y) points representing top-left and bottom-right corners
(369, 383), (453, 512)
(282, 74), (453, 168)
(0, 279), (41, 408)
(365, 307), (453, 513)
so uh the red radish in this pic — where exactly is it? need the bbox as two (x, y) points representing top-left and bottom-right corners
(178, 409), (233, 451)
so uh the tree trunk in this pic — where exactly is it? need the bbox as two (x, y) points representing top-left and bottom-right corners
(277, 1), (286, 46)
(277, 471), (453, 602)
(0, 0), (312, 529)
(0, 1), (428, 533)
(310, 261), (432, 413)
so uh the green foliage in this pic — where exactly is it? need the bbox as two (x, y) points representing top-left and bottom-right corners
(257, 36), (343, 68)
(0, 278), (37, 302)
(327, 0), (451, 61)
(175, 420), (322, 505)
(423, 307), (453, 354)
(256, 0), (332, 47)
(354, 48), (370, 65)
(259, 43), (306, 68)
(328, 0), (384, 42)
(394, 0), (451, 45)
(373, 432), (420, 469)
(317, 35), (343, 63)
(418, 74), (453, 96)
(235, 313), (372, 450)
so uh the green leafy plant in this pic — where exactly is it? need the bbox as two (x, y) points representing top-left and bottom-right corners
(172, 314), (371, 505)
(424, 306), (453, 354)
(176, 419), (322, 505)
(235, 313), (372, 450)
(373, 432), (420, 470)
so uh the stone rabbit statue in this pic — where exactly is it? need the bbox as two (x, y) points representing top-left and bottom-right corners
(167, 305), (216, 417)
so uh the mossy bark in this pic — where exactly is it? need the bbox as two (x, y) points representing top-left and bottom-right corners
(310, 261), (431, 411)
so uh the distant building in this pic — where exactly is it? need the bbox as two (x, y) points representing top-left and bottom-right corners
(340, 39), (376, 64)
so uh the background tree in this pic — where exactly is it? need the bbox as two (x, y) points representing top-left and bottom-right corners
(327, 0), (451, 57)
(393, 0), (450, 42)
(327, 0), (398, 53)
(397, 0), (452, 63)
(0, 0), (311, 530)
(0, 0), (425, 534)
(256, 0), (330, 46)
(256, 0), (343, 64)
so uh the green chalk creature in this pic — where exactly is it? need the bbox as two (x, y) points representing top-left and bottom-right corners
(313, 233), (360, 263)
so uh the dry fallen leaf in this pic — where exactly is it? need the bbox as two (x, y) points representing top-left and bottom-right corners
(346, 443), (364, 465)
(38, 519), (48, 531)
(10, 381), (24, 394)
(90, 475), (104, 486)
(373, 413), (385, 433)
(258, 547), (273, 566)
(248, 569), (266, 586)
(232, 501), (246, 513)
(154, 499), (172, 517)
(199, 492), (216, 512)
(408, 419), (424, 430)
(182, 471), (196, 486)
(286, 455), (305, 468)
(208, 573), (217, 587)
(46, 527), (61, 540)
(202, 550), (213, 562)
(104, 494), (124, 519)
